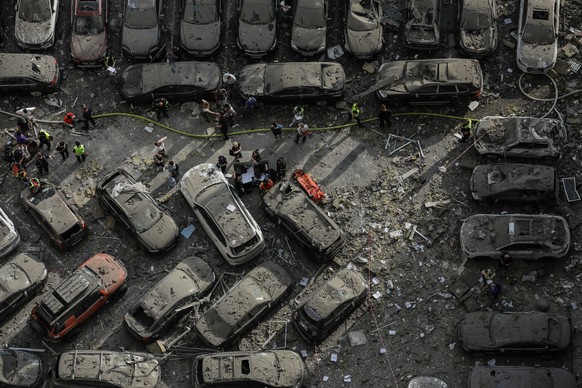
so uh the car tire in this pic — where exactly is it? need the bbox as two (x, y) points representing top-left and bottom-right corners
(110, 283), (128, 302)
(29, 319), (45, 337)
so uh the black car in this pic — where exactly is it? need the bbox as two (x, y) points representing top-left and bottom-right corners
(180, 0), (222, 56)
(237, 0), (277, 58)
(0, 254), (47, 325)
(97, 169), (179, 254)
(262, 181), (345, 261)
(0, 53), (60, 95)
(121, 61), (222, 103)
(0, 349), (44, 388)
(375, 58), (483, 105)
(293, 268), (368, 342)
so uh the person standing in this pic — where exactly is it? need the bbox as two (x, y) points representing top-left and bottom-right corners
(251, 149), (261, 165)
(289, 106), (304, 127)
(16, 107), (35, 132)
(35, 153), (49, 175)
(38, 129), (52, 152)
(216, 155), (228, 174)
(152, 98), (169, 121)
(155, 137), (168, 157)
(82, 104), (96, 130)
(270, 121), (283, 141)
(64, 112), (78, 129)
(243, 96), (257, 117)
(351, 103), (363, 127)
(168, 160), (179, 178)
(223, 103), (237, 127)
(56, 141), (69, 160)
(153, 153), (165, 171)
(218, 113), (230, 140)
(459, 120), (472, 143)
(73, 141), (86, 163)
(201, 99), (219, 122)
(378, 104), (392, 129)
(229, 142), (242, 161)
(222, 73), (237, 94)
(214, 88), (228, 109)
(259, 178), (274, 192)
(276, 157), (287, 180)
(234, 173), (246, 196)
(295, 122), (309, 144)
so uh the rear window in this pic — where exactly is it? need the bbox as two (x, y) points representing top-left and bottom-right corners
(29, 186), (56, 206)
(59, 223), (82, 241)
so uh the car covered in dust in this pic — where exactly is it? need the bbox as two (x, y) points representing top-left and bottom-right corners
(293, 267), (368, 342)
(459, 311), (572, 353)
(124, 256), (216, 343)
(0, 205), (20, 258)
(70, 0), (108, 66)
(460, 214), (570, 260)
(122, 0), (160, 59)
(516, 0), (560, 73)
(0, 53), (61, 95)
(473, 116), (567, 159)
(195, 261), (293, 348)
(470, 164), (558, 203)
(97, 169), (179, 254)
(53, 350), (161, 387)
(179, 0), (222, 56)
(191, 350), (305, 388)
(291, 0), (328, 56)
(0, 349), (44, 388)
(375, 59), (483, 105)
(408, 376), (448, 388)
(15, 0), (59, 49)
(262, 181), (345, 261)
(344, 0), (383, 59)
(238, 62), (345, 101)
(179, 164), (265, 265)
(468, 366), (577, 388)
(237, 0), (278, 58)
(0, 253), (47, 325)
(458, 0), (498, 57)
(404, 0), (439, 50)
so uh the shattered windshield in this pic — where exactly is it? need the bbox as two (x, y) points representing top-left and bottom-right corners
(241, 0), (275, 24)
(461, 10), (492, 30)
(123, 194), (162, 232)
(183, 0), (218, 24)
(125, 0), (158, 28)
(74, 15), (105, 35)
(19, 0), (52, 22)
(295, 0), (326, 29)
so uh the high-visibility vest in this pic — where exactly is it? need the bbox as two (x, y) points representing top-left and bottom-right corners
(351, 103), (360, 117)
(39, 130), (51, 140)
(73, 144), (85, 156)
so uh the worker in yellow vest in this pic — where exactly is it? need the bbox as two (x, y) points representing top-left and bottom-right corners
(73, 141), (86, 163)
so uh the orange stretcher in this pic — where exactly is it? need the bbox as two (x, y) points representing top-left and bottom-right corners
(293, 169), (325, 203)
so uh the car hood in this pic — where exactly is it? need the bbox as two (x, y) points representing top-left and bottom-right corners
(71, 32), (107, 62)
(0, 351), (42, 387)
(15, 19), (54, 46)
(346, 27), (383, 57)
(122, 26), (159, 56)
(238, 64), (267, 97)
(238, 21), (276, 53)
(137, 214), (178, 252)
(292, 26), (326, 52)
(517, 41), (557, 71)
(7, 254), (48, 290)
(180, 21), (221, 53)
(460, 28), (496, 55)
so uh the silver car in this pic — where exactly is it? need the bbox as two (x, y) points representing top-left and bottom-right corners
(460, 214), (570, 260)
(344, 0), (383, 59)
(179, 0), (222, 56)
(180, 164), (265, 265)
(0, 206), (20, 258)
(517, 0), (560, 73)
(15, 0), (59, 49)
(122, 0), (160, 59)
(237, 0), (277, 58)
(468, 366), (576, 388)
(291, 0), (328, 56)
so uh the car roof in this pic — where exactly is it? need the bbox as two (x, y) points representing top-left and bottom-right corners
(57, 350), (160, 388)
(39, 272), (94, 320)
(475, 116), (566, 145)
(0, 53), (56, 83)
(23, 183), (80, 234)
(101, 170), (160, 220)
(139, 62), (220, 92)
(0, 254), (44, 295)
(469, 366), (576, 388)
(471, 164), (556, 194)
(266, 62), (343, 92)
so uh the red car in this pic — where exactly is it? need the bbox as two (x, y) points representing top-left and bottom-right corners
(70, 0), (108, 66)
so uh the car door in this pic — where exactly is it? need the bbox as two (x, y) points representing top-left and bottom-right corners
(105, 195), (132, 230)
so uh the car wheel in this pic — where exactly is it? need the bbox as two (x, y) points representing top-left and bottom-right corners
(110, 284), (128, 302)
(29, 319), (45, 337)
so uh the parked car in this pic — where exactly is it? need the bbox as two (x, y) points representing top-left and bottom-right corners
(180, 0), (222, 56)
(53, 350), (160, 388)
(375, 58), (483, 105)
(0, 205), (20, 258)
(122, 0), (160, 59)
(0, 53), (60, 95)
(195, 261), (293, 348)
(179, 164), (265, 265)
(192, 350), (305, 388)
(238, 62), (345, 101)
(0, 253), (47, 325)
(458, 0), (498, 57)
(262, 181), (345, 261)
(70, 0), (108, 66)
(516, 0), (560, 73)
(293, 267), (368, 342)
(473, 116), (567, 159)
(408, 376), (448, 388)
(97, 169), (179, 254)
(121, 61), (221, 102)
(344, 0), (383, 59)
(404, 0), (439, 50)
(237, 0), (277, 57)
(468, 366), (577, 388)
(460, 214), (570, 260)
(470, 164), (558, 203)
(29, 253), (128, 342)
(0, 349), (44, 388)
(291, 0), (328, 56)
(20, 180), (88, 251)
(124, 256), (216, 343)
(459, 311), (572, 353)
(15, 0), (59, 49)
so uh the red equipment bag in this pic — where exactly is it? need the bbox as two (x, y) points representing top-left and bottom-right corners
(293, 169), (325, 203)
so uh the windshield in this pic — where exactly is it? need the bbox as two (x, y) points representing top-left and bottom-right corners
(19, 0), (52, 22)
(461, 10), (492, 30)
(241, 0), (275, 24)
(183, 0), (218, 23)
(295, 1), (326, 29)
(347, 3), (378, 32)
(125, 0), (158, 28)
(74, 15), (105, 35)
(522, 11), (555, 45)
(0, 352), (19, 383)
(123, 194), (162, 232)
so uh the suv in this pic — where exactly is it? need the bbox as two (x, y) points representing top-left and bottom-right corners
(375, 58), (483, 105)
(29, 253), (128, 342)
(0, 53), (60, 95)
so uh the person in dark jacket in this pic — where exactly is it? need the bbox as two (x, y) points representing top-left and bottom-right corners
(229, 142), (242, 161)
(56, 141), (69, 160)
(82, 104), (96, 130)
(152, 98), (169, 121)
(35, 153), (49, 175)
(217, 155), (228, 174)
(378, 104), (392, 129)
(218, 113), (230, 140)
(276, 157), (287, 180)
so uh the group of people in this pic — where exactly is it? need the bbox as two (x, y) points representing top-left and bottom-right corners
(151, 137), (179, 186)
(62, 104), (97, 131)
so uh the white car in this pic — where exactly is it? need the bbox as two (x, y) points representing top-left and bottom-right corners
(15, 0), (59, 49)
(0, 206), (20, 258)
(516, 0), (559, 73)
